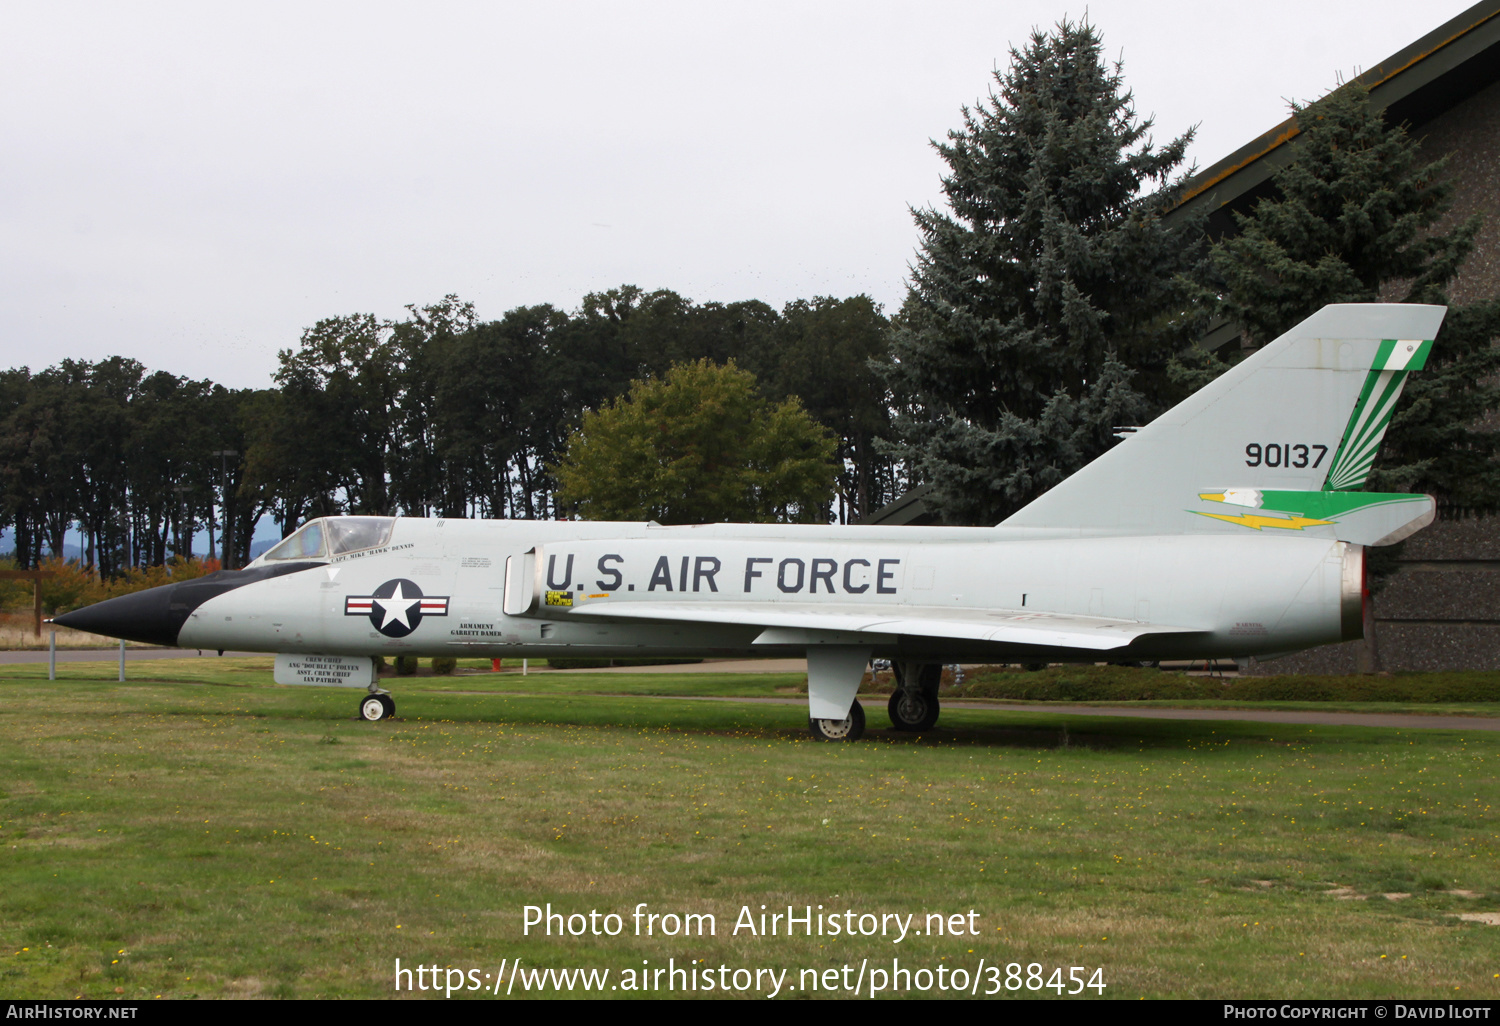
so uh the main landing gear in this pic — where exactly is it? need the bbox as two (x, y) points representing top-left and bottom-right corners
(809, 699), (865, 741)
(806, 659), (944, 740)
(887, 662), (941, 732)
(359, 690), (395, 722)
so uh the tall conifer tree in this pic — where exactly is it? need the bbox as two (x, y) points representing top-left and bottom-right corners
(882, 20), (1201, 525)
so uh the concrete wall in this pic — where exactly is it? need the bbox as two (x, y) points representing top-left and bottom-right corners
(1416, 76), (1500, 306)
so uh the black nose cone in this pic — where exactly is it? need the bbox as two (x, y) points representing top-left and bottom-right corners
(51, 561), (326, 647)
(53, 583), (186, 647)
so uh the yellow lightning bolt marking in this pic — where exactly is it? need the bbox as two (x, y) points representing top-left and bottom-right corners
(1194, 511), (1333, 531)
(1199, 492), (1227, 502)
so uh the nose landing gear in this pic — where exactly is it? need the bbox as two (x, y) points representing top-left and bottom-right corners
(359, 690), (395, 721)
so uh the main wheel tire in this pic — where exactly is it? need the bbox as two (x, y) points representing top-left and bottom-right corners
(809, 699), (865, 741)
(359, 695), (389, 722)
(887, 689), (940, 732)
(378, 694), (396, 718)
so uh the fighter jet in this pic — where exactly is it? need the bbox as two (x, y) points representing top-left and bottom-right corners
(56, 304), (1445, 740)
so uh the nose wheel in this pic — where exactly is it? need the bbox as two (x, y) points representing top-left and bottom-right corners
(809, 699), (865, 741)
(359, 693), (395, 721)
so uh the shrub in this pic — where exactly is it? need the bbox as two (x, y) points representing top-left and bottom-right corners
(395, 654), (419, 676)
(431, 656), (458, 676)
(0, 558), (33, 610)
(20, 554), (224, 615)
(37, 557), (98, 614)
(857, 665), (966, 694)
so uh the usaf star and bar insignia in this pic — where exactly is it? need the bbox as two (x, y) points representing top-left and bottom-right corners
(345, 578), (450, 638)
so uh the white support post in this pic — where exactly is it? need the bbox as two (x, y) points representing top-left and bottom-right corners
(118, 640), (126, 682)
(48, 631), (56, 681)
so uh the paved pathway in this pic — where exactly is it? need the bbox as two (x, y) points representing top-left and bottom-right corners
(551, 657), (807, 674)
(0, 648), (261, 664)
(0, 650), (803, 670)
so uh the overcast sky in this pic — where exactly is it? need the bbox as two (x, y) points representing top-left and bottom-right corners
(0, 0), (1482, 389)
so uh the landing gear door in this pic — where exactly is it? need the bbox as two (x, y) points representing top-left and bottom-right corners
(503, 549), (536, 616)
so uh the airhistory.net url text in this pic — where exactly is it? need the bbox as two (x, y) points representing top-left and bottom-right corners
(394, 957), (1107, 997)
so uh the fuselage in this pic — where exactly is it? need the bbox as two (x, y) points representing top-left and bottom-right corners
(132, 515), (1359, 664)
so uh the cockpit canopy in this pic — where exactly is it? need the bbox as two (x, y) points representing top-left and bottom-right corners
(261, 516), (395, 562)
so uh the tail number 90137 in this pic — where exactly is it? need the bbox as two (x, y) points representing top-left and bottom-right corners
(1245, 443), (1327, 469)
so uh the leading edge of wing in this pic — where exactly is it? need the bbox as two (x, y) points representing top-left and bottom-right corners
(561, 602), (1204, 651)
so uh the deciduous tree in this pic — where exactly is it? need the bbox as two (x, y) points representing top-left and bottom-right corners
(766, 296), (899, 522)
(553, 359), (837, 524)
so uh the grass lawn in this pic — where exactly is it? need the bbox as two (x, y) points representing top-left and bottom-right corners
(1, 658), (1497, 999)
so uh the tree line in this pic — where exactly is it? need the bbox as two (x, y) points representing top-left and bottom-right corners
(0, 359), (257, 576)
(0, 289), (901, 573)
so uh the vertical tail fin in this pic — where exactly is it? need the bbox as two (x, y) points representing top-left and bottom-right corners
(999, 303), (1446, 540)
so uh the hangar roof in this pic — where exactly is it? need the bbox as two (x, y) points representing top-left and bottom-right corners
(1168, 0), (1500, 239)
